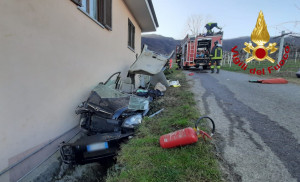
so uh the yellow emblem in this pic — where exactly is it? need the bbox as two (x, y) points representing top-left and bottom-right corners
(243, 11), (277, 63)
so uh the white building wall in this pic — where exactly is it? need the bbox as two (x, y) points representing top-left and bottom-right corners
(0, 0), (142, 172)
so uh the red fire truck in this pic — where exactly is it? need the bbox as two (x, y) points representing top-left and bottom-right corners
(176, 23), (223, 70)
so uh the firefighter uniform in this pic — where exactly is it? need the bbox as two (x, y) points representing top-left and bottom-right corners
(176, 53), (182, 69)
(210, 43), (223, 74)
(205, 23), (222, 36)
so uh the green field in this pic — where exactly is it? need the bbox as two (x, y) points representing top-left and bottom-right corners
(222, 58), (300, 77)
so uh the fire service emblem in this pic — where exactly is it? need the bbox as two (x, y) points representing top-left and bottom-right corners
(243, 11), (277, 63)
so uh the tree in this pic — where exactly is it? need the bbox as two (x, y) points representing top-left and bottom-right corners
(182, 14), (212, 36)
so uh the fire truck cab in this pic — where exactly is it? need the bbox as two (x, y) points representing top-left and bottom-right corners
(176, 23), (223, 70)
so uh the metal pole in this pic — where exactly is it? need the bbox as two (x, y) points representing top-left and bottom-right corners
(227, 52), (230, 65)
(277, 31), (285, 72)
(246, 41), (250, 65)
(295, 50), (297, 64)
(224, 52), (227, 66)
(230, 52), (233, 67)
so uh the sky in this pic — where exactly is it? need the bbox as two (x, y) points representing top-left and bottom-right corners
(146, 0), (300, 40)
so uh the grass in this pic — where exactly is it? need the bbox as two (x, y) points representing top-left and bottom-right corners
(106, 68), (222, 182)
(222, 59), (300, 84)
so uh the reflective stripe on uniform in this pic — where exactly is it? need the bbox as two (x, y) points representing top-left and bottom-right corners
(211, 65), (215, 68)
(212, 47), (223, 59)
(217, 66), (221, 69)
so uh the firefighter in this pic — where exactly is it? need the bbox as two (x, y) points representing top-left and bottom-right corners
(210, 41), (223, 74)
(176, 52), (182, 69)
(205, 23), (222, 36)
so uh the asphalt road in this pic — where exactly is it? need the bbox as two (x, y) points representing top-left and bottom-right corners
(186, 69), (300, 182)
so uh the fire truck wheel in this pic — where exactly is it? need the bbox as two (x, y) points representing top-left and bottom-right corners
(203, 66), (208, 70)
(183, 66), (190, 70)
(195, 65), (200, 68)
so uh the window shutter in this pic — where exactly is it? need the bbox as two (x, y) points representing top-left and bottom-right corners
(98, 0), (105, 24)
(71, 0), (82, 6)
(128, 21), (131, 46)
(105, 0), (112, 29)
(127, 19), (135, 49)
(132, 26), (135, 49)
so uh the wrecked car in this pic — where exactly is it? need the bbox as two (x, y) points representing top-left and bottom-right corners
(60, 45), (172, 165)
(60, 83), (149, 164)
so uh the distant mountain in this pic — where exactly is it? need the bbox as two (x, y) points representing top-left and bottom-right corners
(141, 34), (180, 55)
(223, 36), (300, 51)
(222, 36), (250, 51)
(141, 34), (300, 55)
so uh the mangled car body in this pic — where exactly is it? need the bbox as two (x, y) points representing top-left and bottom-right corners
(60, 45), (172, 164)
(60, 83), (148, 164)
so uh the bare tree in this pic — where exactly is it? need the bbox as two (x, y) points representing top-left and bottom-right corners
(182, 14), (212, 36)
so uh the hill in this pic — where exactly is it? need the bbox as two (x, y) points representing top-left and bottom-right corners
(141, 34), (180, 55)
(223, 36), (300, 51)
(141, 34), (300, 54)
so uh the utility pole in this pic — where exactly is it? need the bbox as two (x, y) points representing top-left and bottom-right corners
(246, 41), (250, 65)
(277, 31), (285, 72)
(295, 50), (298, 63)
(230, 52), (233, 67)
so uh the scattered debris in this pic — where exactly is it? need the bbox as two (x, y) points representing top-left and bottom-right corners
(188, 73), (194, 76)
(296, 69), (300, 78)
(154, 82), (167, 92)
(249, 78), (288, 84)
(149, 108), (164, 118)
(159, 116), (215, 149)
(136, 89), (163, 99)
(169, 80), (181, 87)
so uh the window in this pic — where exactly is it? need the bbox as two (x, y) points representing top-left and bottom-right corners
(128, 19), (135, 50)
(73, 0), (112, 30)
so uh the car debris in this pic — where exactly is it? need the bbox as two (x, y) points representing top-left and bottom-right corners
(136, 89), (163, 99)
(154, 82), (166, 92)
(169, 80), (181, 87)
(129, 45), (174, 88)
(60, 83), (148, 164)
(60, 45), (173, 165)
(149, 108), (164, 118)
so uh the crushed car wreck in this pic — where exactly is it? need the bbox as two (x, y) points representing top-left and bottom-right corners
(60, 45), (172, 165)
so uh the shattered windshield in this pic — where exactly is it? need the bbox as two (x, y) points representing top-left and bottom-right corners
(93, 83), (127, 98)
(88, 84), (149, 113)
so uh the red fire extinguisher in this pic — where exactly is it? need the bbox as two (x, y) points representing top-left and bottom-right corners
(159, 116), (215, 149)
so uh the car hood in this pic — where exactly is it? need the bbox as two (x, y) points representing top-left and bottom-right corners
(87, 84), (149, 117)
(128, 45), (173, 76)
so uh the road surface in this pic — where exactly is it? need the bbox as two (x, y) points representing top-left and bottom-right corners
(186, 70), (300, 182)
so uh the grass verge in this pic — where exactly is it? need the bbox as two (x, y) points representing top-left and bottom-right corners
(106, 68), (222, 182)
(222, 60), (300, 84)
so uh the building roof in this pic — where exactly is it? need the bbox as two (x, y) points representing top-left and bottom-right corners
(124, 0), (159, 32)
